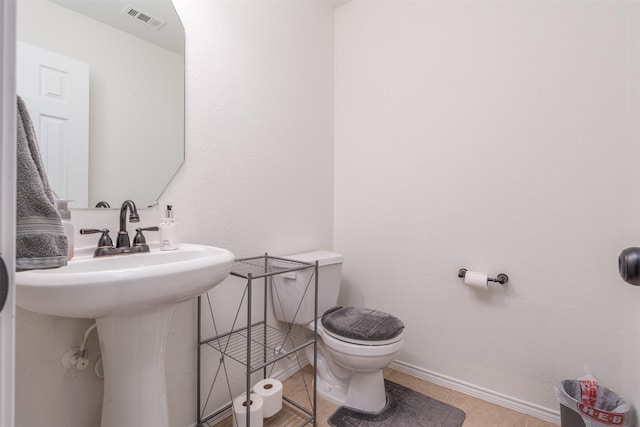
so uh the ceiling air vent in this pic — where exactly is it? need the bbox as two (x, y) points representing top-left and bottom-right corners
(121, 5), (166, 30)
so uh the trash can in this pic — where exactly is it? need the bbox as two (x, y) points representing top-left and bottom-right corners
(555, 378), (631, 427)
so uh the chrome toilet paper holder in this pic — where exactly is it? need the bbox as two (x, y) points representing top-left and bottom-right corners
(458, 268), (509, 285)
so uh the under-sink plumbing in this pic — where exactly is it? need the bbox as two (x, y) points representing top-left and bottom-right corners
(61, 322), (103, 378)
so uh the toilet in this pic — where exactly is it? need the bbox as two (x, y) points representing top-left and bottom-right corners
(272, 250), (404, 413)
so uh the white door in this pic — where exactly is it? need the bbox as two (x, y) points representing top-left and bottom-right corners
(0, 2), (16, 426)
(16, 41), (89, 208)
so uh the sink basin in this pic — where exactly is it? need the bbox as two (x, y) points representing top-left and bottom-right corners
(16, 243), (234, 318)
(15, 243), (234, 427)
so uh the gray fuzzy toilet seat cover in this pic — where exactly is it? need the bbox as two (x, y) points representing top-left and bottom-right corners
(321, 306), (404, 341)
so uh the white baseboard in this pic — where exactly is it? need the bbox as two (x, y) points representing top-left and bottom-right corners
(390, 360), (561, 425)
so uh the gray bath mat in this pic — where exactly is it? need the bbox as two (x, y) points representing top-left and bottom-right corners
(328, 380), (466, 427)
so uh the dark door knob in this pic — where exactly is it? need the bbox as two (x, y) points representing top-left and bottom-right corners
(619, 247), (640, 286)
(0, 256), (8, 313)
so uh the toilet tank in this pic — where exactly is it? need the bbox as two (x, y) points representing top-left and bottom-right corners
(272, 250), (344, 325)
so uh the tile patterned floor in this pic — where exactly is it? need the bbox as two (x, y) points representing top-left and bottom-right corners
(212, 366), (559, 427)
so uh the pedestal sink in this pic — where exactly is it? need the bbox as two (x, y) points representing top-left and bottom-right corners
(15, 243), (234, 427)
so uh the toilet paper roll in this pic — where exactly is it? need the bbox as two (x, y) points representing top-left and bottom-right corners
(232, 393), (263, 427)
(464, 271), (489, 289)
(253, 378), (283, 418)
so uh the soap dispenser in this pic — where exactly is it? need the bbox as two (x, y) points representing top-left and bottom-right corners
(159, 205), (179, 251)
(55, 199), (74, 260)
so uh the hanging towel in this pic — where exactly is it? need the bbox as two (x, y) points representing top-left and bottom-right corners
(16, 95), (68, 270)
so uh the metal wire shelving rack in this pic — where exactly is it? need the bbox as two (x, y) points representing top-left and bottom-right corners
(197, 254), (318, 427)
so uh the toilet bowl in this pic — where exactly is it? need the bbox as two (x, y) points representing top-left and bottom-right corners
(271, 251), (405, 414)
(314, 320), (404, 412)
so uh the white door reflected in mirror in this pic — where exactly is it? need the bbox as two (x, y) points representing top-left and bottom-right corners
(16, 41), (90, 206)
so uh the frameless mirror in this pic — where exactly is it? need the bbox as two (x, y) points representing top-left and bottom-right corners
(16, 0), (185, 209)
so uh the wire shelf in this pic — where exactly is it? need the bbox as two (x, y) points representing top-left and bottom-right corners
(198, 254), (317, 426)
(231, 256), (314, 280)
(203, 399), (313, 427)
(204, 323), (313, 372)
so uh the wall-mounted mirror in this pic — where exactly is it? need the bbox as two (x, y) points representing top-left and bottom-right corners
(16, 0), (185, 209)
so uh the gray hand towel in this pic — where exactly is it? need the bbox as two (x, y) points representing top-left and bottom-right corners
(16, 95), (68, 270)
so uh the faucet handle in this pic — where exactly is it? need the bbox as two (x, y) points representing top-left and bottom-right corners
(80, 228), (113, 247)
(80, 229), (115, 257)
(133, 226), (159, 246)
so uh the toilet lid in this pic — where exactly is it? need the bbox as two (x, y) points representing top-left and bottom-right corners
(321, 306), (404, 343)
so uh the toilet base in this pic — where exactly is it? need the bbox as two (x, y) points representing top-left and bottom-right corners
(344, 369), (387, 413)
(316, 374), (348, 407)
(306, 342), (349, 407)
(314, 368), (387, 414)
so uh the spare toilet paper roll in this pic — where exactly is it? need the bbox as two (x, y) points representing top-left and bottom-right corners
(253, 378), (283, 418)
(232, 393), (263, 427)
(464, 271), (489, 289)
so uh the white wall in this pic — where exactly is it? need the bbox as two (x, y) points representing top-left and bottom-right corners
(163, 1), (334, 423)
(623, 0), (640, 417)
(334, 0), (640, 419)
(14, 1), (335, 426)
(17, 0), (184, 208)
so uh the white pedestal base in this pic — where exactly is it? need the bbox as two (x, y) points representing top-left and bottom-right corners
(96, 305), (174, 427)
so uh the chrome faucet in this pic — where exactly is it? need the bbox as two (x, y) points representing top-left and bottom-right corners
(116, 200), (140, 249)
